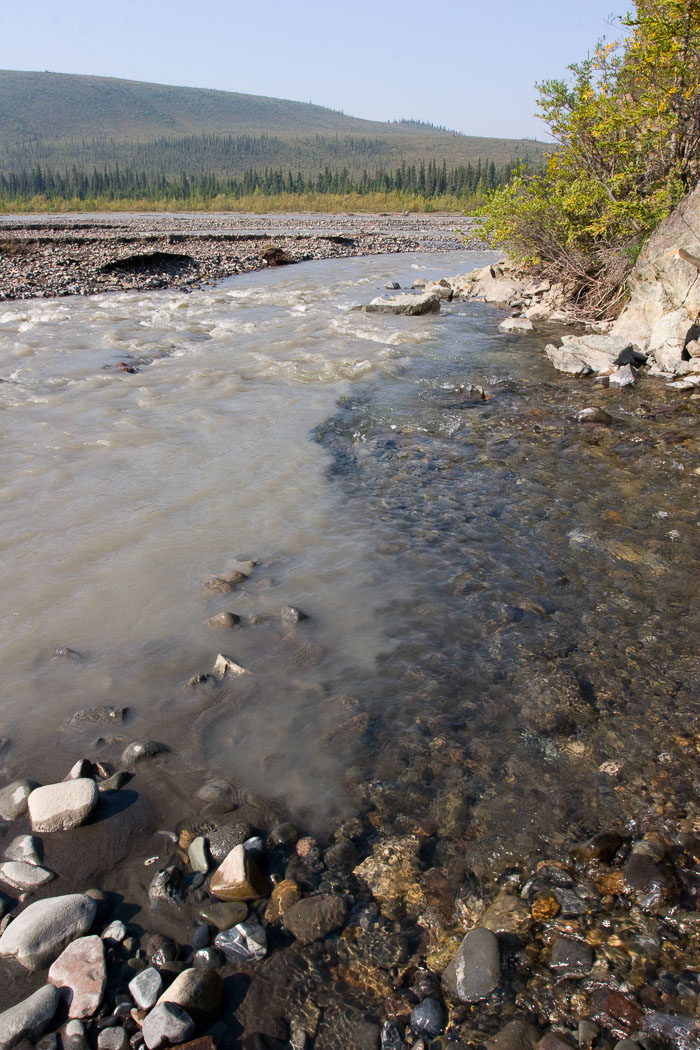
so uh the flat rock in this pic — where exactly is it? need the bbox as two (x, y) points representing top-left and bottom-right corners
(48, 934), (106, 1019)
(0, 780), (36, 821)
(0, 893), (97, 971)
(283, 894), (347, 945)
(442, 927), (501, 1003)
(209, 843), (266, 901)
(0, 985), (60, 1049)
(28, 779), (98, 832)
(366, 291), (441, 315)
(0, 860), (55, 890)
(141, 1002), (195, 1050)
(199, 900), (248, 930)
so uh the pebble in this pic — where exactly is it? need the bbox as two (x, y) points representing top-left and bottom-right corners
(265, 879), (301, 922)
(121, 741), (166, 768)
(212, 653), (249, 678)
(441, 926), (501, 1003)
(102, 920), (127, 942)
(48, 935), (106, 1018)
(0, 779), (36, 820)
(97, 1028), (129, 1050)
(203, 612), (241, 629)
(187, 837), (209, 875)
(549, 936), (594, 977)
(0, 985), (60, 1049)
(381, 1021), (407, 1050)
(209, 843), (267, 901)
(0, 892), (97, 970)
(280, 606), (308, 624)
(0, 860), (55, 890)
(213, 917), (267, 962)
(199, 900), (248, 929)
(128, 968), (164, 1010)
(193, 947), (224, 970)
(4, 834), (43, 866)
(154, 968), (223, 1022)
(141, 1002), (195, 1050)
(195, 780), (237, 807)
(28, 778), (98, 832)
(484, 1019), (540, 1049)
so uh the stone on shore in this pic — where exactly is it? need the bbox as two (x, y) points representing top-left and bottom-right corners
(0, 893), (97, 970)
(365, 292), (441, 315)
(0, 860), (55, 891)
(209, 843), (267, 901)
(213, 917), (267, 962)
(48, 935), (106, 1018)
(499, 317), (533, 333)
(608, 363), (637, 388)
(442, 927), (501, 1003)
(0, 985), (60, 1050)
(0, 780), (36, 821)
(129, 967), (164, 1010)
(4, 834), (42, 866)
(141, 1002), (195, 1050)
(282, 894), (348, 945)
(121, 740), (165, 767)
(545, 335), (637, 375)
(28, 779), (98, 832)
(155, 968), (223, 1023)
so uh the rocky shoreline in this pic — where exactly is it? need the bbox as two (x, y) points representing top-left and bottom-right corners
(0, 214), (480, 301)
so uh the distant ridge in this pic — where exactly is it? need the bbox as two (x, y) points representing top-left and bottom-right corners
(0, 70), (549, 177)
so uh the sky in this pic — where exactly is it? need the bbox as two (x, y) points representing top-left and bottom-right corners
(0, 0), (628, 140)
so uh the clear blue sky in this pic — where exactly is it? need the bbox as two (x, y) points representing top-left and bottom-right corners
(1, 0), (626, 140)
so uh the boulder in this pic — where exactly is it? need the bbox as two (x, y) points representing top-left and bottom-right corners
(0, 986), (60, 1049)
(28, 779), (98, 832)
(0, 893), (97, 970)
(365, 292), (441, 316)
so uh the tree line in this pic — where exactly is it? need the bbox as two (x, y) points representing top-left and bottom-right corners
(0, 157), (522, 204)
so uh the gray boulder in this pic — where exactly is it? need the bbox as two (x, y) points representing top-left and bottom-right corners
(546, 334), (638, 375)
(0, 986), (60, 1050)
(365, 292), (441, 316)
(28, 779), (98, 832)
(0, 893), (97, 970)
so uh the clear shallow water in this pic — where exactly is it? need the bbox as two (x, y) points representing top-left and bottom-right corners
(0, 250), (698, 859)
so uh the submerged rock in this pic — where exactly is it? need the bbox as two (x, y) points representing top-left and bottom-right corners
(442, 927), (501, 1003)
(283, 894), (348, 945)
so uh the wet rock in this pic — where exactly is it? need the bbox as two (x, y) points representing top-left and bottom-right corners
(199, 900), (249, 930)
(204, 612), (241, 629)
(283, 894), (348, 945)
(281, 606), (309, 624)
(549, 937), (593, 977)
(577, 1021), (599, 1049)
(0, 860), (55, 890)
(64, 759), (94, 780)
(0, 892), (97, 970)
(0, 779), (36, 821)
(265, 879), (301, 923)
(155, 968), (223, 1023)
(148, 866), (186, 908)
(538, 1036), (577, 1050)
(268, 823), (299, 848)
(209, 843), (267, 901)
(609, 363), (637, 388)
(195, 780), (237, 807)
(121, 740), (166, 767)
(573, 407), (615, 423)
(193, 947), (224, 969)
(353, 835), (422, 920)
(28, 779), (98, 832)
(381, 1021), (406, 1050)
(623, 850), (676, 910)
(98, 771), (131, 792)
(484, 1019), (540, 1050)
(365, 292), (441, 315)
(385, 281), (401, 290)
(499, 317), (534, 333)
(410, 997), (445, 1037)
(481, 891), (531, 937)
(68, 706), (125, 729)
(0, 985), (60, 1049)
(442, 927), (501, 1003)
(570, 832), (623, 865)
(213, 916), (267, 962)
(642, 1012), (700, 1047)
(613, 1042), (642, 1050)
(129, 968), (164, 1010)
(48, 935), (106, 1018)
(141, 1002), (195, 1050)
(204, 572), (247, 595)
(207, 821), (253, 861)
(53, 647), (83, 660)
(212, 653), (249, 678)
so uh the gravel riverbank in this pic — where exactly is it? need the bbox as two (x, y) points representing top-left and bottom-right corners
(0, 214), (479, 301)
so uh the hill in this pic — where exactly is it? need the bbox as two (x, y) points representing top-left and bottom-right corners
(0, 70), (548, 179)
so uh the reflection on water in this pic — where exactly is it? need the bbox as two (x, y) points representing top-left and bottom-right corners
(0, 250), (698, 857)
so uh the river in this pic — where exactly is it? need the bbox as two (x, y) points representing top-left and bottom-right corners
(1, 247), (699, 1041)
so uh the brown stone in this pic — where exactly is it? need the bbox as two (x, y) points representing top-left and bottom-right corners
(48, 935), (106, 1019)
(591, 868), (625, 896)
(209, 844), (267, 902)
(485, 1019), (540, 1050)
(283, 894), (348, 945)
(265, 880), (301, 923)
(531, 894), (560, 922)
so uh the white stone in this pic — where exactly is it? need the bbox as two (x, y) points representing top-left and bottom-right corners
(28, 779), (98, 832)
(609, 364), (637, 388)
(499, 317), (533, 333)
(366, 292), (441, 316)
(213, 654), (249, 678)
(0, 861), (55, 890)
(0, 893), (97, 971)
(101, 920), (127, 942)
(0, 780), (35, 821)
